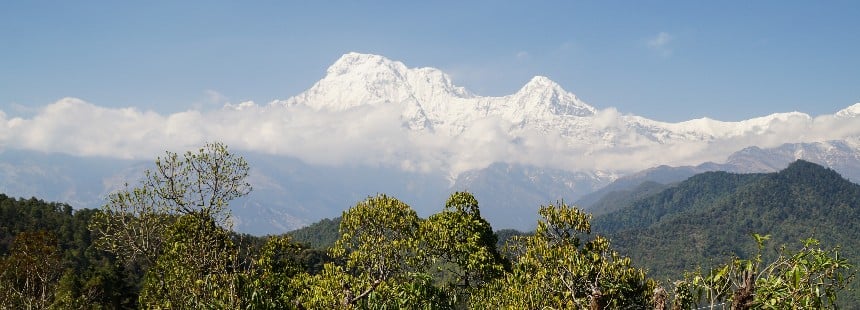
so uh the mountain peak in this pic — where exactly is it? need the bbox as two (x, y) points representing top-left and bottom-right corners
(326, 52), (407, 77)
(517, 76), (568, 94)
(524, 75), (557, 87)
(511, 76), (596, 117)
(778, 159), (847, 186)
(836, 103), (860, 118)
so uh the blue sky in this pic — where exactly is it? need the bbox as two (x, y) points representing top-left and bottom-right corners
(1, 1), (858, 122)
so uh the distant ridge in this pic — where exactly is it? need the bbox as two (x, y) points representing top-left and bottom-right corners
(592, 160), (860, 287)
(578, 140), (860, 213)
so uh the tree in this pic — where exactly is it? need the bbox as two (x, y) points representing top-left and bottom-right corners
(90, 141), (251, 268)
(332, 194), (422, 304)
(89, 142), (252, 308)
(89, 185), (171, 269)
(245, 235), (307, 309)
(420, 192), (506, 305)
(0, 231), (64, 309)
(669, 234), (854, 309)
(138, 214), (242, 309)
(752, 238), (853, 308)
(142, 141), (251, 225)
(471, 202), (656, 309)
(301, 194), (431, 308)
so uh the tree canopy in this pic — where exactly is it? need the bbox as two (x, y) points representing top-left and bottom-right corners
(0, 149), (855, 309)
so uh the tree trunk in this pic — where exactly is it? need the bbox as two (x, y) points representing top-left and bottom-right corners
(731, 271), (755, 310)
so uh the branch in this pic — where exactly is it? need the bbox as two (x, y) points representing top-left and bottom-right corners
(349, 279), (382, 305)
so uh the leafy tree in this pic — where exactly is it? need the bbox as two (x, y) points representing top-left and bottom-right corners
(89, 186), (171, 269)
(142, 141), (252, 225)
(297, 194), (461, 309)
(323, 194), (423, 306)
(244, 235), (307, 309)
(669, 234), (854, 309)
(88, 142), (253, 307)
(90, 141), (252, 268)
(139, 213), (242, 308)
(419, 192), (505, 305)
(752, 238), (853, 308)
(471, 202), (656, 309)
(0, 231), (63, 309)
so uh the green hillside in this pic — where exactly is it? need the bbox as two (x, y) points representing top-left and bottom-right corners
(0, 195), (141, 308)
(286, 217), (341, 249)
(585, 180), (672, 216)
(593, 160), (860, 283)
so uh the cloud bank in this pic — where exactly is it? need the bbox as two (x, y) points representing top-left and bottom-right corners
(1, 98), (859, 177)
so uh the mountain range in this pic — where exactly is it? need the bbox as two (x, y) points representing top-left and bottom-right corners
(1, 52), (859, 234)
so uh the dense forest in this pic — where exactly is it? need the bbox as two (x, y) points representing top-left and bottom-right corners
(0, 143), (855, 309)
(591, 160), (860, 306)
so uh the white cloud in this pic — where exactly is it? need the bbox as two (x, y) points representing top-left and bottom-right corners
(0, 98), (858, 178)
(646, 32), (674, 57)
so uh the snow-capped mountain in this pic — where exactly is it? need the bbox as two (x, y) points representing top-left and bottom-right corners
(1, 52), (859, 234)
(836, 103), (860, 118)
(276, 52), (598, 136)
(275, 52), (859, 170)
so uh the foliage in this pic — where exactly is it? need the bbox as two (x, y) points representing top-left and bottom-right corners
(360, 272), (453, 310)
(90, 141), (252, 269)
(419, 191), (506, 305)
(89, 186), (172, 269)
(2, 154), (857, 308)
(142, 141), (252, 223)
(0, 196), (139, 309)
(0, 231), (63, 309)
(138, 213), (243, 309)
(471, 201), (656, 309)
(593, 161), (860, 293)
(751, 236), (853, 308)
(244, 235), (306, 309)
(669, 234), (854, 309)
(326, 194), (425, 306)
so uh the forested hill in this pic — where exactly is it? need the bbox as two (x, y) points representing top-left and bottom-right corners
(592, 160), (860, 281)
(0, 194), (140, 308)
(591, 171), (766, 233)
(286, 217), (341, 249)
